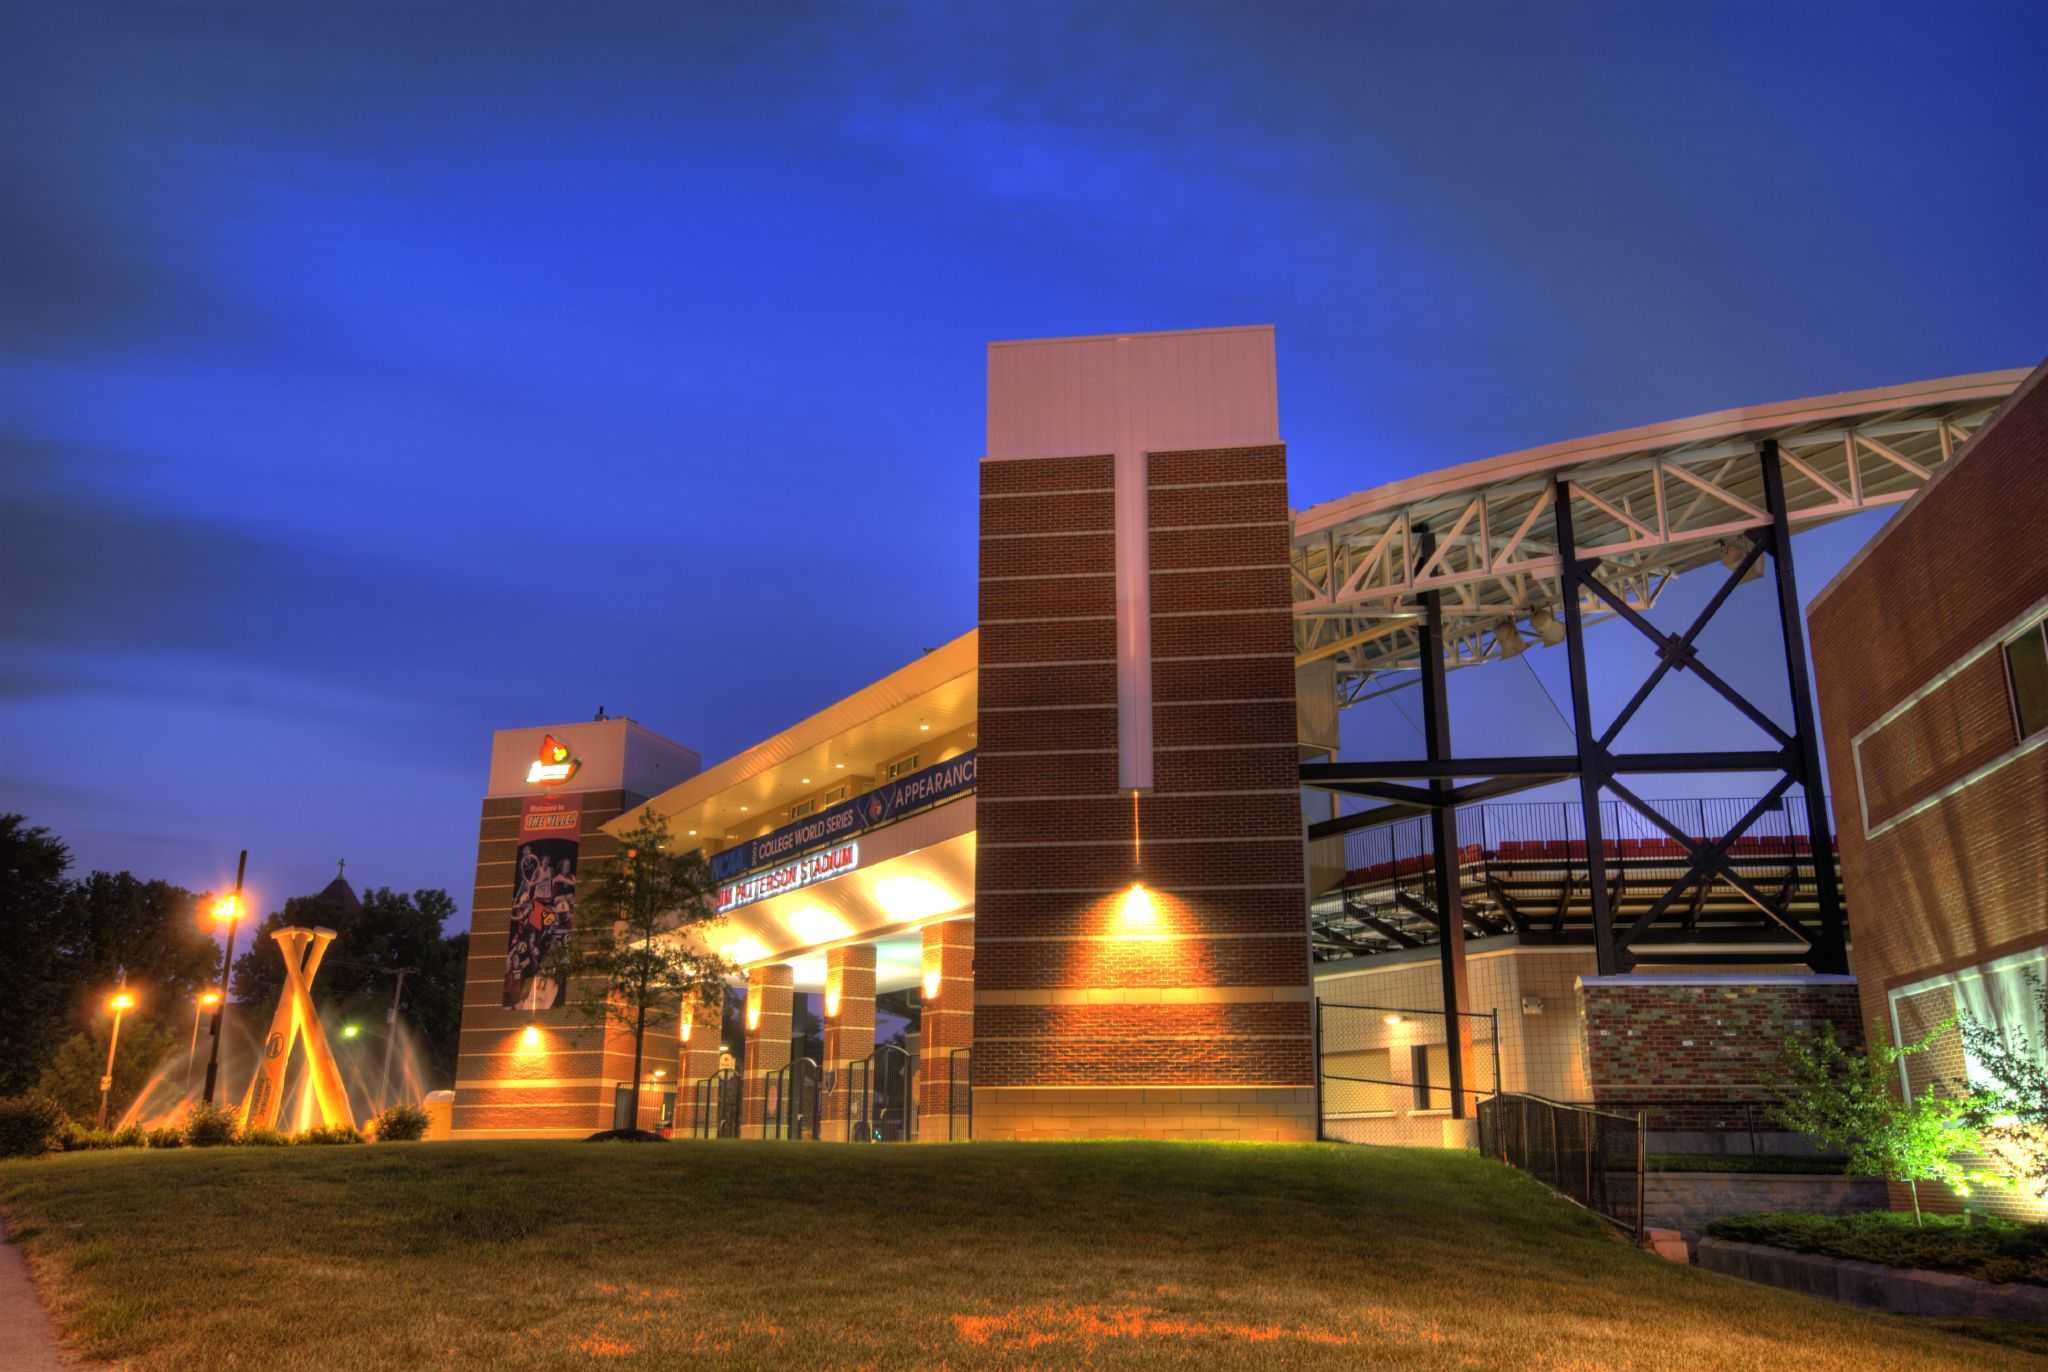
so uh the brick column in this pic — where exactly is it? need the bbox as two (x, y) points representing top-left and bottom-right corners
(740, 965), (793, 1139)
(975, 329), (1314, 1142)
(821, 945), (877, 1142)
(678, 995), (726, 1138)
(919, 918), (975, 1138)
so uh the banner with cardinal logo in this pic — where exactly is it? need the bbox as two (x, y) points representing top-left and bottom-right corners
(503, 794), (582, 1009)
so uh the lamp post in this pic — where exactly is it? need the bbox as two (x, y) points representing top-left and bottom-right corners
(97, 988), (136, 1130)
(200, 849), (247, 1107)
(379, 966), (414, 1103)
(187, 989), (222, 1090)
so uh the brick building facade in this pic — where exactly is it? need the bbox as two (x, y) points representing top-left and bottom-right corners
(1810, 356), (2048, 1214)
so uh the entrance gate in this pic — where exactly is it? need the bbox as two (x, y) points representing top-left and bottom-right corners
(693, 1068), (741, 1139)
(838, 1046), (916, 1141)
(765, 1057), (822, 1140)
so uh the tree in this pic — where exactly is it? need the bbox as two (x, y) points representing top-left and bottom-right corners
(1771, 1023), (1992, 1223)
(231, 882), (469, 1089)
(0, 815), (74, 1094)
(544, 813), (733, 1133)
(37, 1014), (181, 1126)
(1957, 971), (2048, 1199)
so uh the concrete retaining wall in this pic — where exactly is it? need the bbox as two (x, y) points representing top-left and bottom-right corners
(1645, 1172), (1887, 1246)
(1698, 1238), (2048, 1320)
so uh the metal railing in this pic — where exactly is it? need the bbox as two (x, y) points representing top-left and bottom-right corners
(1340, 794), (1826, 883)
(1477, 1093), (1644, 1242)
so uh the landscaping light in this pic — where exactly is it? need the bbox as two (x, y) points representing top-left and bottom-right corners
(825, 985), (842, 1018)
(746, 996), (761, 1032)
(922, 968), (942, 1001)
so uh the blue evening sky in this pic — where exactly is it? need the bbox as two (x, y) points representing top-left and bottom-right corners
(3, 3), (2042, 918)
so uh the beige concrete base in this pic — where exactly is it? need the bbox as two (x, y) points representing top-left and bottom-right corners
(972, 1086), (1316, 1142)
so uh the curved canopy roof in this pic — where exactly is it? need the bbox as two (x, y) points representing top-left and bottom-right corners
(1290, 369), (2029, 698)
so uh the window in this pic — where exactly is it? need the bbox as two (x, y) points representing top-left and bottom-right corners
(790, 799), (816, 819)
(886, 754), (920, 780)
(1410, 1044), (1433, 1111)
(2007, 619), (2048, 741)
(823, 783), (850, 804)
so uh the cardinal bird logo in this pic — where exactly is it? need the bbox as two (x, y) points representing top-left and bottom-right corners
(526, 734), (581, 786)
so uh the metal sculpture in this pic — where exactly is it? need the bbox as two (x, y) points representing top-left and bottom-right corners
(240, 926), (355, 1132)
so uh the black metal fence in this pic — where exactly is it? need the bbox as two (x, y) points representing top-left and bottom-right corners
(764, 1057), (822, 1140)
(1477, 1092), (1644, 1242)
(1316, 1001), (1499, 1145)
(692, 1068), (740, 1139)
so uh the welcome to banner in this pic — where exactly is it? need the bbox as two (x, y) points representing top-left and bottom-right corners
(709, 749), (976, 884)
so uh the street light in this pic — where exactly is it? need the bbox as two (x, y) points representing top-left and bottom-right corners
(200, 849), (248, 1107)
(186, 989), (223, 1090)
(98, 988), (137, 1130)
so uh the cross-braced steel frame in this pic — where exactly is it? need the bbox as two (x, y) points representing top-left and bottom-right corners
(1301, 442), (1846, 978)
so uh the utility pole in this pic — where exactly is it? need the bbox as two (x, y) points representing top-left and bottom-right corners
(200, 849), (247, 1107)
(380, 967), (415, 1102)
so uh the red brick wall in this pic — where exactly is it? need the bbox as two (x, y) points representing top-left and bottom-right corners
(454, 788), (667, 1136)
(975, 443), (1313, 1092)
(1808, 361), (2048, 1060)
(1577, 979), (1864, 1131)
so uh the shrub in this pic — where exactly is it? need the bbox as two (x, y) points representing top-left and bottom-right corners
(145, 1126), (185, 1149)
(371, 1104), (430, 1142)
(184, 1103), (239, 1148)
(0, 1094), (69, 1159)
(60, 1124), (115, 1151)
(1706, 1210), (2048, 1286)
(297, 1124), (363, 1146)
(109, 1123), (147, 1148)
(240, 1127), (289, 1147)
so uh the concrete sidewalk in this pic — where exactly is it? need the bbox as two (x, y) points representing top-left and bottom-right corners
(0, 1220), (70, 1371)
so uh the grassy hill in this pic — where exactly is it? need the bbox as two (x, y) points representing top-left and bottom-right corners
(1, 1140), (2038, 1370)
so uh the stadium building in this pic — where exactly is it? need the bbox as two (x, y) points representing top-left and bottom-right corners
(450, 327), (2030, 1147)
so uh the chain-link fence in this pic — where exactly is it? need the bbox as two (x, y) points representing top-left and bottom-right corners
(1477, 1092), (1644, 1241)
(1317, 1001), (1500, 1145)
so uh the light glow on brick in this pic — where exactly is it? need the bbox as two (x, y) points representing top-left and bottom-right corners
(1119, 883), (1157, 930)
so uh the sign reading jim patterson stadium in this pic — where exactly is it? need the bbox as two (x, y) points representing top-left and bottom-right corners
(715, 841), (858, 914)
(709, 749), (976, 885)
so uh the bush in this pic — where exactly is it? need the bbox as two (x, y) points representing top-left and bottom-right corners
(297, 1124), (363, 1146)
(145, 1126), (185, 1149)
(0, 1093), (69, 1158)
(1706, 1210), (2048, 1286)
(371, 1104), (429, 1142)
(60, 1124), (115, 1151)
(184, 1103), (239, 1148)
(240, 1127), (289, 1147)
(109, 1123), (147, 1149)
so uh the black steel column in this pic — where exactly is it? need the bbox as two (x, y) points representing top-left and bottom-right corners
(1415, 524), (1471, 1118)
(1552, 485), (1621, 974)
(1758, 440), (1849, 974)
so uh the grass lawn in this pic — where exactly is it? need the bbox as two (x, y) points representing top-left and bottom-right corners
(1, 1141), (2041, 1371)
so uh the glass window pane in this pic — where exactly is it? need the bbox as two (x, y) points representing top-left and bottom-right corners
(2008, 624), (2048, 740)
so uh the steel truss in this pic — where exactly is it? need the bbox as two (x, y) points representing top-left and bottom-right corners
(1290, 385), (2014, 696)
(1301, 443), (1845, 977)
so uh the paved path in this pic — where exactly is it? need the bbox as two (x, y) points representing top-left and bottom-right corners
(0, 1220), (70, 1371)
